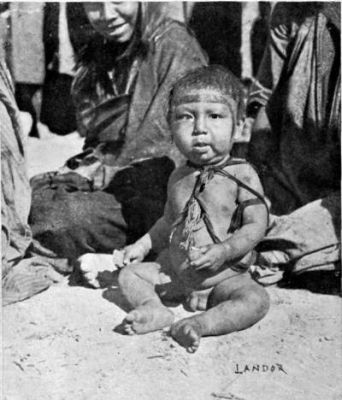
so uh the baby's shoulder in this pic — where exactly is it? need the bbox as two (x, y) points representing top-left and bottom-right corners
(223, 158), (257, 176)
(167, 164), (193, 187)
(221, 159), (264, 200)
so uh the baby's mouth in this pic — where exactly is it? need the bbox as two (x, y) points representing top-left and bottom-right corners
(193, 141), (209, 147)
(193, 141), (210, 151)
(192, 143), (210, 155)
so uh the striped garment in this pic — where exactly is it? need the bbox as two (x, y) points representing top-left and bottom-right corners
(1, 61), (68, 305)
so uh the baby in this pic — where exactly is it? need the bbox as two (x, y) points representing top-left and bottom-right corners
(119, 65), (270, 352)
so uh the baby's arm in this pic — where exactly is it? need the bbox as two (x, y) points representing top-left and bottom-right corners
(123, 181), (174, 264)
(191, 165), (268, 271)
(122, 213), (171, 264)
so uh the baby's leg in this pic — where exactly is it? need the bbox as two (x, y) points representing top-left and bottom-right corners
(171, 272), (270, 352)
(118, 262), (174, 334)
(185, 289), (212, 312)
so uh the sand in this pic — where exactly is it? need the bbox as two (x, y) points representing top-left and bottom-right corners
(3, 278), (342, 400)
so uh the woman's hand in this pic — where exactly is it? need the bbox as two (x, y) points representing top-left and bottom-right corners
(189, 243), (229, 273)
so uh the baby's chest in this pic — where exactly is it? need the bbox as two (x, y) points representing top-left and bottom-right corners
(170, 175), (238, 217)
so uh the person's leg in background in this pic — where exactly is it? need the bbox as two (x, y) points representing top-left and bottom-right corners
(15, 83), (40, 137)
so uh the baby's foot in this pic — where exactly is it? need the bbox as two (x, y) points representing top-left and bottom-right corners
(122, 302), (174, 334)
(170, 317), (203, 353)
(77, 253), (115, 288)
(185, 289), (211, 312)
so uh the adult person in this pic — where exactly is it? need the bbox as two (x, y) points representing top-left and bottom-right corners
(1, 60), (70, 305)
(29, 2), (207, 262)
(10, 2), (45, 137)
(246, 3), (340, 282)
(41, 2), (93, 135)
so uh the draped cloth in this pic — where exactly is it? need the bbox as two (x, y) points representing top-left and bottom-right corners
(247, 4), (340, 281)
(248, 3), (340, 215)
(1, 61), (70, 306)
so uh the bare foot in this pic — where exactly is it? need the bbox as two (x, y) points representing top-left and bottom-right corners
(122, 301), (174, 334)
(77, 253), (115, 288)
(185, 289), (211, 312)
(170, 317), (203, 353)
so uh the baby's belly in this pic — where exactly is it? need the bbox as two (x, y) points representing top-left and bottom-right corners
(169, 223), (238, 290)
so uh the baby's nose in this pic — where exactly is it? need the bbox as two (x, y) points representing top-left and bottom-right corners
(193, 117), (208, 135)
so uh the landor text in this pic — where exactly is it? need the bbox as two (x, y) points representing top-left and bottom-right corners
(234, 363), (287, 374)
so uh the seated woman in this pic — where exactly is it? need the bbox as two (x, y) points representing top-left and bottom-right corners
(29, 2), (207, 261)
(246, 3), (340, 283)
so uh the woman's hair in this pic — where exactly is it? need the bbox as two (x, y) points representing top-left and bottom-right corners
(168, 65), (245, 122)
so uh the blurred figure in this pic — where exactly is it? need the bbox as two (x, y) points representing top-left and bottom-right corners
(40, 2), (93, 135)
(190, 2), (243, 77)
(250, 2), (272, 77)
(189, 2), (270, 80)
(10, 2), (45, 137)
(0, 3), (10, 66)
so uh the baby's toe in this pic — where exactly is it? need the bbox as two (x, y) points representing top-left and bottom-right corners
(187, 343), (199, 353)
(123, 324), (135, 335)
(124, 310), (139, 323)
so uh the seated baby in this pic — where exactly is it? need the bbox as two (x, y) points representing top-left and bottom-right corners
(122, 66), (270, 352)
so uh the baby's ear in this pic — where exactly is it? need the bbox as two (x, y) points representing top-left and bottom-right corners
(232, 120), (243, 142)
(234, 118), (252, 144)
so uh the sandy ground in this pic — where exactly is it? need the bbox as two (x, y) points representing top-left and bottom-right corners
(2, 125), (342, 400)
(3, 278), (342, 400)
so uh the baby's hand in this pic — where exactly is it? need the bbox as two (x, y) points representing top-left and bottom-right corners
(189, 243), (228, 273)
(122, 243), (147, 266)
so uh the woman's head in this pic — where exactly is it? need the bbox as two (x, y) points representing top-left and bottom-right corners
(83, 2), (139, 43)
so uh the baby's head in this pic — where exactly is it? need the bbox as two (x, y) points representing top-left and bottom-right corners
(169, 65), (244, 166)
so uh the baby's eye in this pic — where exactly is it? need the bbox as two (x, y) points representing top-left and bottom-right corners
(210, 113), (223, 119)
(176, 113), (192, 121)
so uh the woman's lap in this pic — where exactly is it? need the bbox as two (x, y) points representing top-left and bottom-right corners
(30, 185), (128, 259)
(29, 157), (174, 260)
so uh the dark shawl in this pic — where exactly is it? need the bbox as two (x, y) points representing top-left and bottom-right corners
(247, 2), (340, 214)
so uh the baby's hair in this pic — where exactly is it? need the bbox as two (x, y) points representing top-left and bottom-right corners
(169, 65), (245, 123)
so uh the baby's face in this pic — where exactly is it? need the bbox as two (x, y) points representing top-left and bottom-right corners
(170, 89), (235, 166)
